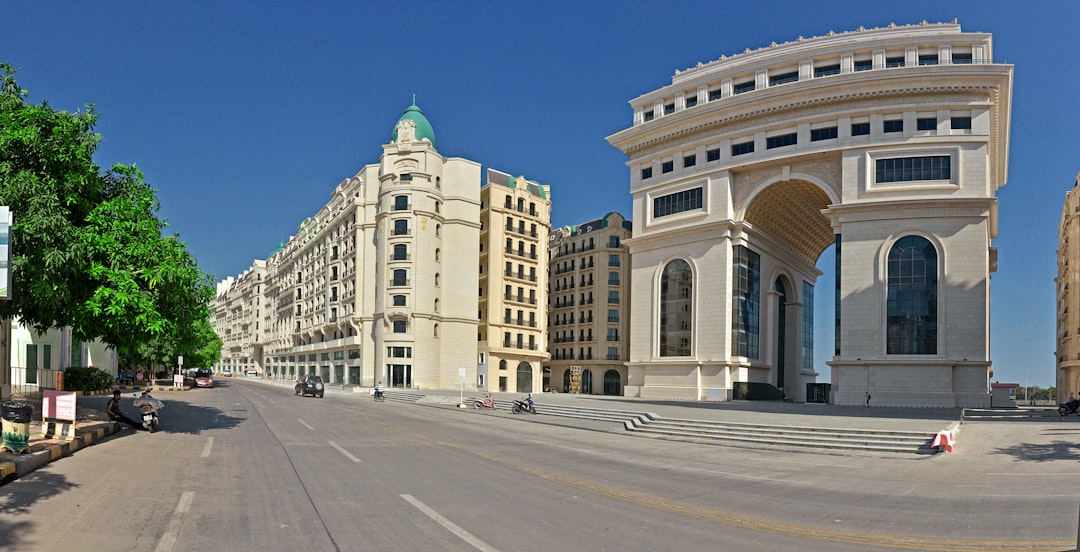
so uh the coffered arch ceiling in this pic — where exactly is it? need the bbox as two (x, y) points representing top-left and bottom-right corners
(743, 179), (834, 266)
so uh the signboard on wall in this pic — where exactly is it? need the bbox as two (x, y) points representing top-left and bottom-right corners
(0, 207), (10, 300)
(569, 365), (582, 394)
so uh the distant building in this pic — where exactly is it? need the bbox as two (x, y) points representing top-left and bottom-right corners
(607, 21), (1012, 407)
(547, 212), (632, 395)
(1057, 173), (1080, 399)
(478, 169), (552, 393)
(213, 103), (481, 390)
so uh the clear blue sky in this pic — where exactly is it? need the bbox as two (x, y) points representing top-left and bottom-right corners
(6, 1), (1076, 387)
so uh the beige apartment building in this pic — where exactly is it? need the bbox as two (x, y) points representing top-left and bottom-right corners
(1057, 173), (1080, 399)
(214, 103), (481, 390)
(607, 21), (1012, 406)
(478, 169), (552, 393)
(547, 212), (632, 395)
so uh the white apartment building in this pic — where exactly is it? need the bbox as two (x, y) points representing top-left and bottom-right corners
(478, 169), (552, 393)
(214, 103), (481, 390)
(1057, 173), (1080, 399)
(607, 21), (1012, 407)
(547, 212), (632, 395)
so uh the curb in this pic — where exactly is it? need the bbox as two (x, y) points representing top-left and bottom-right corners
(0, 421), (120, 486)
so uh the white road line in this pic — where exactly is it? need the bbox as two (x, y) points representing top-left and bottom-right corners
(401, 494), (499, 552)
(298, 419), (315, 431)
(329, 441), (361, 462)
(200, 437), (214, 459)
(154, 491), (194, 552)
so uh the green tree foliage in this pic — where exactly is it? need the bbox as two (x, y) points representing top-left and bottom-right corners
(0, 63), (220, 369)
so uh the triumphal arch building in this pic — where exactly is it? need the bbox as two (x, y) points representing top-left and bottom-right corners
(607, 22), (1012, 407)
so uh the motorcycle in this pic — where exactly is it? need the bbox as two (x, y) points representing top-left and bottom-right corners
(133, 391), (164, 432)
(1059, 399), (1080, 419)
(473, 394), (496, 409)
(374, 388), (385, 402)
(511, 394), (535, 414)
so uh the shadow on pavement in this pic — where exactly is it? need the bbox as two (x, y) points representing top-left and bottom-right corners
(80, 393), (244, 435)
(992, 438), (1080, 462)
(0, 470), (76, 549)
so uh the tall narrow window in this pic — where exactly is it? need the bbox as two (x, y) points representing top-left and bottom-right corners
(659, 260), (692, 356)
(887, 236), (938, 354)
(732, 245), (760, 358)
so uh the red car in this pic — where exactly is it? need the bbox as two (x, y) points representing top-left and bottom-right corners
(195, 369), (214, 388)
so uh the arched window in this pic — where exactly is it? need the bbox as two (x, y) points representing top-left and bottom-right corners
(393, 244), (407, 260)
(499, 359), (508, 371)
(435, 273), (440, 287)
(659, 259), (692, 356)
(434, 298), (439, 312)
(435, 248), (441, 262)
(433, 323), (439, 337)
(393, 219), (408, 235)
(887, 236), (938, 354)
(436, 224), (441, 237)
(603, 370), (621, 396)
(393, 195), (409, 211)
(392, 269), (407, 286)
(516, 362), (532, 392)
(581, 369), (593, 394)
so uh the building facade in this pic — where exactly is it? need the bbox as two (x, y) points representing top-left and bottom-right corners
(478, 169), (552, 393)
(1057, 173), (1080, 399)
(607, 22), (1012, 407)
(214, 103), (481, 390)
(213, 261), (266, 375)
(547, 212), (632, 395)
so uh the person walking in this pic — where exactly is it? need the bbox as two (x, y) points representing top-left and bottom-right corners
(865, 391), (871, 407)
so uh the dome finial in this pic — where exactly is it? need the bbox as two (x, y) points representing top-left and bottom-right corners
(412, 93), (416, 106)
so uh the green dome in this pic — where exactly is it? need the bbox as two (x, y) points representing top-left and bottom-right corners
(391, 102), (436, 147)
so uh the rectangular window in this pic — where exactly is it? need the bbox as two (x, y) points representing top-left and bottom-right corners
(768, 71), (799, 86)
(607, 347), (619, 361)
(883, 119), (904, 133)
(918, 54), (939, 66)
(348, 348), (361, 359)
(885, 56), (905, 68)
(664, 103), (675, 115)
(608, 291), (619, 304)
(708, 88), (722, 101)
(643, 110), (654, 122)
(640, 167), (652, 180)
(814, 64), (841, 77)
(607, 328), (619, 341)
(706, 148), (720, 162)
(851, 122), (871, 136)
(854, 59), (873, 72)
(608, 309), (619, 323)
(951, 117), (972, 130)
(608, 272), (619, 285)
(683, 155), (696, 168)
(661, 161), (674, 174)
(731, 141), (754, 156)
(652, 187), (703, 218)
(732, 245), (760, 359)
(916, 118), (937, 131)
(608, 236), (620, 248)
(802, 281), (814, 371)
(875, 156), (951, 183)
(733, 81), (755, 94)
(810, 127), (838, 141)
(766, 133), (797, 149)
(684, 96), (698, 108)
(952, 53), (973, 64)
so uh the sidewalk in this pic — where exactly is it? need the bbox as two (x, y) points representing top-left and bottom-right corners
(0, 387), (186, 485)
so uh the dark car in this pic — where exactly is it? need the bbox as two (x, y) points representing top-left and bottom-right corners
(195, 368), (214, 388)
(295, 375), (324, 398)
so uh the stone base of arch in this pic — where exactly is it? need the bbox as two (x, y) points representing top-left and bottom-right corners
(830, 359), (991, 408)
(626, 360), (799, 402)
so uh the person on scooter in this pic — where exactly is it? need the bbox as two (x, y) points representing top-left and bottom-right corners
(374, 381), (384, 400)
(107, 390), (139, 429)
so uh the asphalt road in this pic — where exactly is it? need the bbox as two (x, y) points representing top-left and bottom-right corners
(1, 378), (1077, 551)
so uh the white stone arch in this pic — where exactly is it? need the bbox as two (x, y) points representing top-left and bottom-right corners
(876, 229), (947, 357)
(651, 255), (699, 359)
(736, 170), (840, 220)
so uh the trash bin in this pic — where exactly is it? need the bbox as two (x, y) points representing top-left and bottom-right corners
(1, 402), (34, 454)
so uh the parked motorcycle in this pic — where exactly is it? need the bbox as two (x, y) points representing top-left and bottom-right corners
(133, 391), (164, 432)
(1059, 399), (1080, 419)
(473, 394), (496, 409)
(511, 394), (535, 414)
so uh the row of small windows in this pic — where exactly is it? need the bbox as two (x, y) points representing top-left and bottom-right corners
(653, 187), (703, 219)
(642, 117), (972, 174)
(640, 52), (977, 122)
(875, 156), (951, 183)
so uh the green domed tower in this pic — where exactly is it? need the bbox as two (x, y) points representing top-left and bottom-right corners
(390, 101), (436, 148)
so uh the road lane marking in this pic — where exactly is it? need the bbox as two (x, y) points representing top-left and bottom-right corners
(154, 491), (194, 552)
(298, 419), (315, 431)
(200, 437), (214, 459)
(401, 494), (499, 552)
(329, 441), (361, 462)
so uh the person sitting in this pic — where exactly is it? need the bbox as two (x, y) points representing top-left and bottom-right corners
(106, 390), (139, 428)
